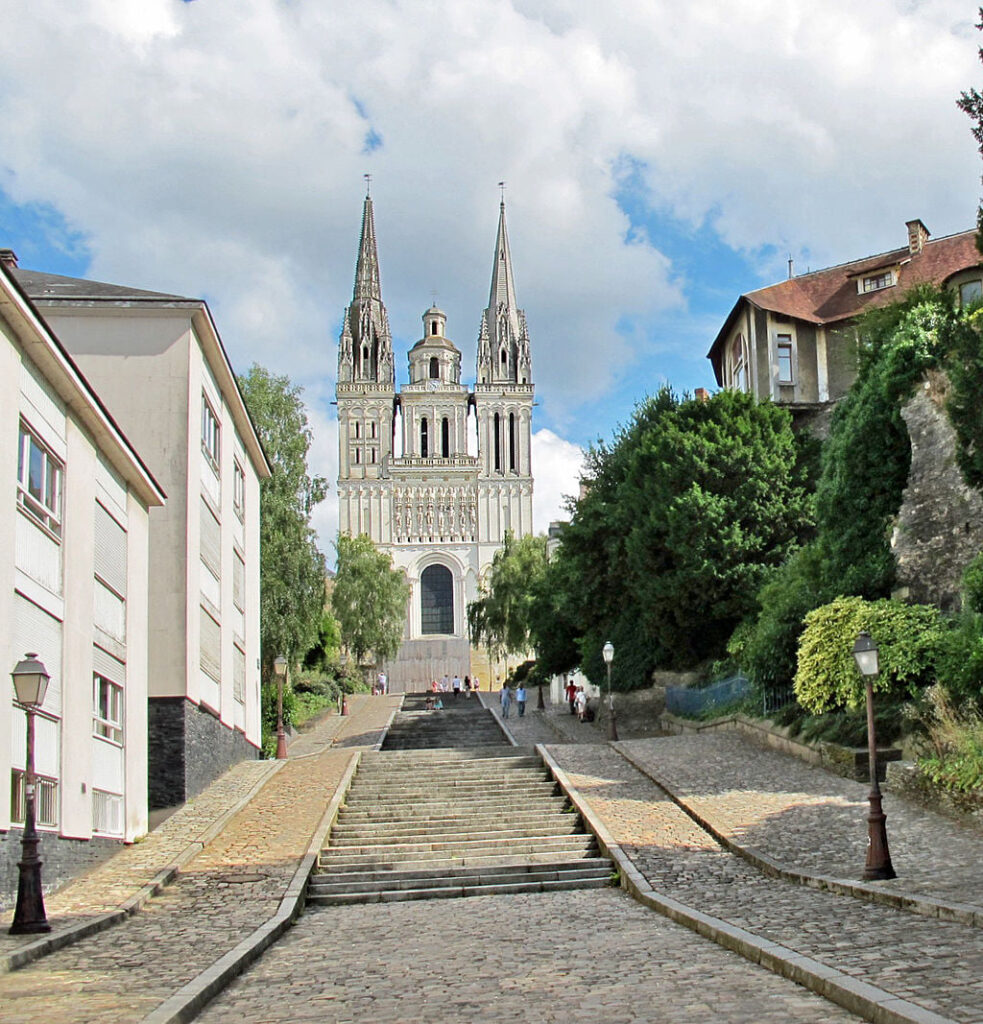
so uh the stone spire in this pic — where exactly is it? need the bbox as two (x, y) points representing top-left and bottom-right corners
(477, 200), (531, 385)
(338, 192), (394, 386)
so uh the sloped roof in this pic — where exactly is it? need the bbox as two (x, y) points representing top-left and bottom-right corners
(708, 228), (982, 367)
(14, 268), (196, 304)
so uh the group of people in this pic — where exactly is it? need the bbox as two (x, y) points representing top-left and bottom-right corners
(564, 679), (593, 722)
(429, 673), (478, 698)
(371, 671), (388, 696)
(498, 680), (528, 719)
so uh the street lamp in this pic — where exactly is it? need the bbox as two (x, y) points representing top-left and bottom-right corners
(602, 641), (618, 741)
(273, 655), (288, 760)
(852, 631), (896, 881)
(10, 653), (51, 934)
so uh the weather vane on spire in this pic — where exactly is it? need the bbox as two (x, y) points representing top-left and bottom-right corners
(498, 180), (506, 203)
(364, 173), (372, 196)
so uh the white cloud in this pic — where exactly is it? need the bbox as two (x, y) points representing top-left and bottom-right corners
(532, 429), (584, 534)
(0, 0), (979, 464)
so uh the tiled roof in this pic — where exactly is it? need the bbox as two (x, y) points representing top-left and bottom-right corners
(708, 228), (982, 362)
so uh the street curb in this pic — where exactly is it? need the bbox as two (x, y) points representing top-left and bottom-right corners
(536, 744), (957, 1024)
(1, 759), (282, 975)
(613, 743), (983, 929)
(140, 749), (362, 1024)
(475, 691), (519, 746)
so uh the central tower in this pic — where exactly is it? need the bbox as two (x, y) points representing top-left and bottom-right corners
(335, 192), (534, 689)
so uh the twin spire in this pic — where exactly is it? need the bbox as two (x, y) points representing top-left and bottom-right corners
(338, 191), (532, 388)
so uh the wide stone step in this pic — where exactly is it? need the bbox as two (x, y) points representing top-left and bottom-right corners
(318, 846), (601, 874)
(311, 857), (611, 886)
(335, 810), (574, 829)
(329, 823), (584, 846)
(361, 746), (535, 761)
(320, 834), (597, 860)
(307, 875), (611, 906)
(347, 772), (551, 791)
(347, 781), (558, 798)
(309, 865), (612, 897)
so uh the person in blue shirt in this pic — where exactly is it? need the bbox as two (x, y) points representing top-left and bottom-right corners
(516, 684), (527, 717)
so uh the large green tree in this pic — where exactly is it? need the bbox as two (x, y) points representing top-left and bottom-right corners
(238, 365), (327, 674)
(331, 533), (409, 670)
(555, 387), (811, 686)
(468, 532), (549, 660)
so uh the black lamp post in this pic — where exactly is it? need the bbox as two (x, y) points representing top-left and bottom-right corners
(273, 655), (288, 760)
(852, 631), (896, 881)
(10, 653), (51, 935)
(602, 641), (618, 741)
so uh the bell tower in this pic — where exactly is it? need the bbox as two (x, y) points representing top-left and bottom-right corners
(336, 189), (396, 542)
(474, 200), (534, 547)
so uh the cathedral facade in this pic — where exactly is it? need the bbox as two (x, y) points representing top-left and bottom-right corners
(336, 194), (534, 688)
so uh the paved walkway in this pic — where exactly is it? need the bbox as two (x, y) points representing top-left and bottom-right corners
(196, 888), (862, 1024)
(548, 741), (983, 1022)
(0, 694), (399, 1023)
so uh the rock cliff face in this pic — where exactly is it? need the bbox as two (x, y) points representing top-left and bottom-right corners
(892, 371), (983, 611)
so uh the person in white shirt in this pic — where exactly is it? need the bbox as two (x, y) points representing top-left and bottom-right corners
(515, 684), (527, 717)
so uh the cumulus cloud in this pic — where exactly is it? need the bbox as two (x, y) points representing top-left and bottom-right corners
(532, 429), (584, 534)
(0, 0), (979, 530)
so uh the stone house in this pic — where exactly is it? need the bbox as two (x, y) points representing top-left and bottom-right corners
(12, 260), (272, 811)
(0, 259), (165, 901)
(707, 221), (983, 432)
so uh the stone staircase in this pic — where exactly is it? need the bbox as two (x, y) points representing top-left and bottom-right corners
(307, 695), (611, 905)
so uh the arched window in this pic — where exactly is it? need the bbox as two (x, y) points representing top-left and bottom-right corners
(441, 417), (450, 458)
(421, 417), (429, 458)
(493, 412), (501, 471)
(431, 321), (438, 336)
(353, 421), (361, 439)
(509, 413), (516, 472)
(421, 564), (454, 634)
(429, 356), (439, 379)
(500, 349), (508, 371)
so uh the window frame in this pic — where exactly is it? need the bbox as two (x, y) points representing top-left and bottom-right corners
(17, 420), (64, 539)
(92, 673), (124, 745)
(860, 270), (895, 294)
(959, 279), (983, 307)
(10, 769), (59, 828)
(776, 335), (794, 385)
(201, 393), (221, 474)
(233, 459), (246, 522)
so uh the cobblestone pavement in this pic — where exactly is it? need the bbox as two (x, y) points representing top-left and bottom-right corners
(196, 888), (862, 1024)
(549, 742), (983, 1022)
(0, 694), (399, 1023)
(479, 692), (562, 746)
(617, 731), (983, 911)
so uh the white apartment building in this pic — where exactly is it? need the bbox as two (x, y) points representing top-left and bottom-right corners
(13, 262), (271, 810)
(0, 259), (165, 903)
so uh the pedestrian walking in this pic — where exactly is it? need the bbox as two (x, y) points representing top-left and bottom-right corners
(452, 674), (462, 699)
(441, 674), (450, 693)
(464, 674), (472, 694)
(565, 678), (578, 715)
(575, 686), (588, 722)
(499, 680), (511, 719)
(516, 684), (527, 717)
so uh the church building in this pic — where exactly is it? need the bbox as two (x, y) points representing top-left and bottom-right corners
(335, 194), (534, 689)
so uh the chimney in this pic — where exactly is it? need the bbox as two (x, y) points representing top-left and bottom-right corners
(0, 249), (18, 270)
(694, 387), (710, 403)
(906, 219), (930, 255)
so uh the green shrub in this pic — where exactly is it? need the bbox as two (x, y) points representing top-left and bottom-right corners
(794, 596), (946, 713)
(964, 551), (983, 615)
(914, 686), (983, 795)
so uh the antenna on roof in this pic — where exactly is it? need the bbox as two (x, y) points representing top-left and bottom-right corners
(498, 180), (506, 204)
(364, 173), (372, 197)
(787, 254), (794, 280)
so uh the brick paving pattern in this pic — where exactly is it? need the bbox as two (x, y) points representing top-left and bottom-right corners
(0, 694), (398, 1024)
(549, 742), (983, 1021)
(196, 888), (862, 1024)
(618, 731), (983, 910)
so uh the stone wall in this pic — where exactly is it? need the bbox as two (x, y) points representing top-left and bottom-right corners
(149, 697), (259, 810)
(892, 372), (983, 610)
(0, 829), (121, 911)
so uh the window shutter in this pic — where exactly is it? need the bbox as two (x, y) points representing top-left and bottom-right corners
(94, 502), (127, 595)
(93, 645), (125, 685)
(233, 551), (245, 611)
(14, 594), (62, 715)
(200, 606), (221, 681)
(233, 643), (245, 703)
(200, 498), (221, 578)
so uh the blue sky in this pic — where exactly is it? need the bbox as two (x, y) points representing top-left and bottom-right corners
(0, 0), (980, 550)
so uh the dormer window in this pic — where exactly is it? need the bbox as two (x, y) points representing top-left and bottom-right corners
(859, 270), (896, 293)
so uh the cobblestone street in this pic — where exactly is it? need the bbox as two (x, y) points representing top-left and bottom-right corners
(196, 888), (863, 1024)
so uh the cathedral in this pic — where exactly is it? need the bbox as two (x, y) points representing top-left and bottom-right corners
(336, 193), (535, 689)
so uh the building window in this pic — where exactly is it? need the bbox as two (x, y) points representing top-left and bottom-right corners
(429, 356), (439, 378)
(730, 335), (748, 393)
(509, 413), (516, 471)
(17, 421), (63, 538)
(92, 789), (123, 836)
(421, 417), (429, 458)
(354, 421), (361, 439)
(201, 394), (220, 473)
(233, 642), (246, 704)
(10, 770), (58, 828)
(441, 417), (450, 458)
(776, 336), (794, 384)
(354, 447), (361, 465)
(370, 448), (377, 464)
(93, 674), (123, 744)
(233, 460), (245, 521)
(370, 422), (377, 439)
(960, 279), (983, 306)
(861, 271), (894, 293)
(493, 412), (501, 471)
(421, 564), (454, 634)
